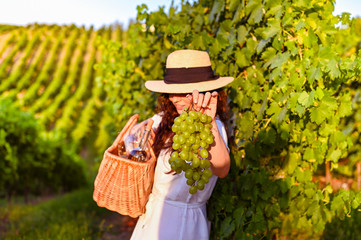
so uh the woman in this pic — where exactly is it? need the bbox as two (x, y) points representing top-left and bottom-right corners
(131, 49), (233, 240)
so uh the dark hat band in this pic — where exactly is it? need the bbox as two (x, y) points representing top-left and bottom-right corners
(164, 66), (219, 84)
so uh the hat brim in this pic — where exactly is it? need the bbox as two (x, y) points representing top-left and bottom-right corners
(145, 77), (234, 93)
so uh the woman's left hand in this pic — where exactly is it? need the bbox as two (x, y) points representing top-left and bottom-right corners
(187, 90), (218, 119)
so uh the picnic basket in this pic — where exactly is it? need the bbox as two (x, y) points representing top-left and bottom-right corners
(93, 114), (156, 218)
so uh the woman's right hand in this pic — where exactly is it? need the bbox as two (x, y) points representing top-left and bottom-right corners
(186, 90), (218, 120)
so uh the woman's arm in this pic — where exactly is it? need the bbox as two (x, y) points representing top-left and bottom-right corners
(208, 119), (230, 178)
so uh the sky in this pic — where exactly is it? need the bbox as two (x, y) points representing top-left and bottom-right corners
(0, 0), (360, 29)
(0, 0), (179, 29)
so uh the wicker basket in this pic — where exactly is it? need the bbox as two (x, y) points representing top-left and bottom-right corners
(93, 114), (156, 218)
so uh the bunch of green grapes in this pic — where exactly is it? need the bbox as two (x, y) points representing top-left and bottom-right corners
(168, 109), (214, 194)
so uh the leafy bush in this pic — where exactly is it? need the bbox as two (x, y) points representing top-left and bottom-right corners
(0, 97), (88, 201)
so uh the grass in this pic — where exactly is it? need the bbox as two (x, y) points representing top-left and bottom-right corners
(0, 187), (128, 240)
(2, 185), (361, 240)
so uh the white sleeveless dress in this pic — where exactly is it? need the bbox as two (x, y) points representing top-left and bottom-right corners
(130, 113), (228, 240)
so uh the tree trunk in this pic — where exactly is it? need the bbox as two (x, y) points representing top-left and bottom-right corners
(325, 161), (331, 184)
(357, 161), (361, 190)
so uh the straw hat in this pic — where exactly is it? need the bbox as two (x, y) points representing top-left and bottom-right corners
(145, 50), (234, 93)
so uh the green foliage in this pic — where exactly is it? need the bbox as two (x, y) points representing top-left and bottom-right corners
(0, 24), (118, 157)
(0, 24), (19, 33)
(324, 199), (361, 239)
(97, 0), (361, 239)
(0, 97), (39, 192)
(94, 24), (158, 143)
(334, 16), (361, 185)
(0, 97), (88, 199)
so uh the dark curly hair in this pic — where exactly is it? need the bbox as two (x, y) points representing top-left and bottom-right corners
(152, 89), (229, 158)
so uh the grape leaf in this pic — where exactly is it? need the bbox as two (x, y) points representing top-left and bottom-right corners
(310, 101), (335, 125)
(266, 101), (282, 117)
(304, 147), (316, 162)
(326, 58), (341, 79)
(315, 87), (324, 100)
(338, 98), (352, 117)
(262, 19), (281, 39)
(298, 91), (309, 107)
(237, 26), (248, 45)
(327, 149), (342, 163)
(220, 217), (235, 237)
(287, 152), (299, 174)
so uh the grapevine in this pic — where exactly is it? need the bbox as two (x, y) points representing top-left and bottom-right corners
(169, 108), (214, 194)
(39, 29), (88, 126)
(5, 28), (54, 99)
(0, 30), (16, 58)
(97, 1), (361, 238)
(19, 28), (65, 106)
(0, 32), (27, 78)
(0, 31), (40, 92)
(29, 28), (79, 113)
(54, 30), (97, 133)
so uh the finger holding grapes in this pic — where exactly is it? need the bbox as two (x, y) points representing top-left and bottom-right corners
(187, 90), (218, 119)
